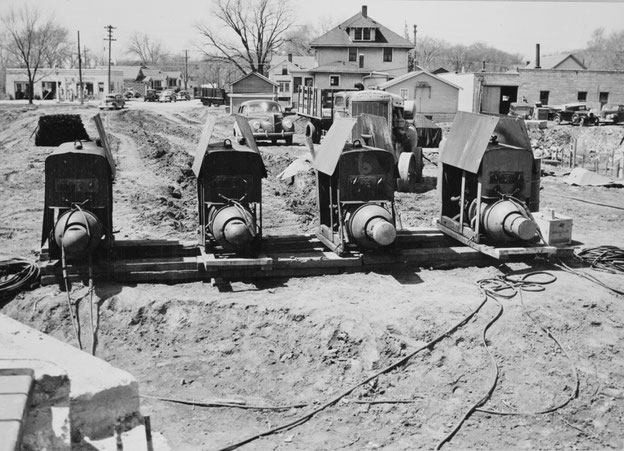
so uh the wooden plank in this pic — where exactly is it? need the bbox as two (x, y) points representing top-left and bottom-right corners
(201, 254), (273, 269)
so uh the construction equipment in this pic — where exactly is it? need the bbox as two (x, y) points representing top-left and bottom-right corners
(313, 115), (398, 255)
(192, 115), (267, 254)
(295, 87), (425, 191)
(41, 115), (115, 261)
(436, 112), (556, 259)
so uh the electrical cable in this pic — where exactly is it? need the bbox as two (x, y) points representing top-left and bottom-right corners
(436, 272), (579, 450)
(61, 244), (83, 351)
(574, 245), (624, 275)
(141, 394), (307, 411)
(542, 190), (624, 211)
(555, 258), (624, 297)
(0, 258), (40, 302)
(216, 290), (491, 451)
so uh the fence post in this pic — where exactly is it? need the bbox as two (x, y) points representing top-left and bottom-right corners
(573, 138), (577, 168)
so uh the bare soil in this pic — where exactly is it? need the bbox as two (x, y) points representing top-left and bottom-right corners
(1, 101), (624, 451)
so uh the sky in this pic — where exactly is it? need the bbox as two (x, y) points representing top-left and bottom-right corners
(2, 0), (624, 64)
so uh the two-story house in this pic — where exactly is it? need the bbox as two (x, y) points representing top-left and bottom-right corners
(308, 5), (414, 90)
(267, 54), (316, 107)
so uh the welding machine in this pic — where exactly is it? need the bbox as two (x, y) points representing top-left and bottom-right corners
(41, 115), (115, 260)
(437, 112), (542, 252)
(192, 115), (267, 254)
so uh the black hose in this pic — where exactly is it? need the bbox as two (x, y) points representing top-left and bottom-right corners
(0, 259), (40, 302)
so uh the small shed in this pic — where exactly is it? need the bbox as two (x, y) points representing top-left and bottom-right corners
(228, 72), (278, 113)
(379, 70), (460, 122)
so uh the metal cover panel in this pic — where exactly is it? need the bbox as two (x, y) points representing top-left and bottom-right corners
(314, 118), (357, 175)
(233, 114), (259, 154)
(192, 116), (217, 177)
(93, 114), (116, 179)
(440, 111), (498, 174)
(493, 116), (532, 150)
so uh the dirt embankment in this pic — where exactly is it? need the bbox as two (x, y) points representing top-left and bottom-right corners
(1, 103), (624, 450)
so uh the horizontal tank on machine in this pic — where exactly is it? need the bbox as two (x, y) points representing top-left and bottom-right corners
(436, 111), (561, 259)
(192, 115), (267, 255)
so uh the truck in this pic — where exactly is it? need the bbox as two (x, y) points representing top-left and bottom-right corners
(196, 85), (228, 107)
(294, 86), (423, 190)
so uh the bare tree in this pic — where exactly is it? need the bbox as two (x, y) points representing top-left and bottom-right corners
(196, 0), (294, 75)
(1, 5), (69, 103)
(126, 32), (169, 65)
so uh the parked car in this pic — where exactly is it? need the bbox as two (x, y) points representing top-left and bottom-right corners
(144, 89), (159, 102)
(508, 102), (534, 120)
(159, 89), (177, 102)
(234, 100), (295, 145)
(548, 103), (597, 125)
(99, 93), (125, 110)
(176, 90), (191, 101)
(593, 104), (624, 125)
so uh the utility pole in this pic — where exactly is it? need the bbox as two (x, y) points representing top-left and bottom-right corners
(184, 50), (188, 91)
(78, 31), (84, 105)
(104, 25), (116, 94)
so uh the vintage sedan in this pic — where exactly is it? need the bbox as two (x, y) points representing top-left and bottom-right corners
(594, 104), (624, 125)
(234, 100), (294, 145)
(159, 89), (177, 102)
(548, 103), (597, 125)
(99, 93), (125, 110)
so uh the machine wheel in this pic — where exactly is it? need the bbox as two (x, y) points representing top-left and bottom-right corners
(571, 113), (581, 125)
(396, 152), (418, 192)
(553, 114), (562, 125)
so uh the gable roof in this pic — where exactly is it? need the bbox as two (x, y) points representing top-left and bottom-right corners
(378, 70), (461, 90)
(311, 9), (414, 48)
(109, 65), (144, 80)
(231, 71), (279, 87)
(270, 55), (316, 71)
(528, 54), (587, 70)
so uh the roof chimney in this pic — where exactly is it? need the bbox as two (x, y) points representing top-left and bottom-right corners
(413, 24), (417, 46)
(288, 53), (292, 63)
(362, 5), (367, 17)
(535, 43), (541, 69)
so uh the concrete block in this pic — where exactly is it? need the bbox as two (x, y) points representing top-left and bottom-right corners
(0, 314), (141, 444)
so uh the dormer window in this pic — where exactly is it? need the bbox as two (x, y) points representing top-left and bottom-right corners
(353, 27), (374, 41)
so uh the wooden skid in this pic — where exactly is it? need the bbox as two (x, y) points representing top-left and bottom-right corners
(38, 228), (570, 285)
(435, 220), (572, 260)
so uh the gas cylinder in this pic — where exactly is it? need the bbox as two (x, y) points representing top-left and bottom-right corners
(346, 203), (396, 249)
(208, 205), (257, 251)
(53, 209), (104, 257)
(470, 199), (537, 243)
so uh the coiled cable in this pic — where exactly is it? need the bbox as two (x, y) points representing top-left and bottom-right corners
(0, 259), (40, 302)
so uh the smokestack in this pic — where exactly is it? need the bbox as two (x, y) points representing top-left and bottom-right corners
(362, 5), (367, 17)
(288, 53), (292, 63)
(535, 43), (541, 69)
(413, 25), (417, 46)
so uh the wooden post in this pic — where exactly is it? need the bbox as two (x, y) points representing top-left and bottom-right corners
(573, 139), (577, 168)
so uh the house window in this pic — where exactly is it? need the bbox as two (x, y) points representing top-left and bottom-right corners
(599, 92), (609, 105)
(279, 82), (290, 93)
(281, 65), (288, 75)
(293, 77), (302, 92)
(354, 28), (362, 40)
(539, 90), (549, 105)
(354, 27), (372, 41)
(98, 82), (104, 93)
(329, 75), (340, 87)
(577, 91), (587, 102)
(349, 48), (357, 62)
(304, 77), (314, 87)
(363, 28), (371, 40)
(383, 48), (392, 62)
(400, 88), (409, 100)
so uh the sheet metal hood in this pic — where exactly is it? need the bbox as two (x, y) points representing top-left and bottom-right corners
(192, 115), (265, 177)
(440, 112), (532, 174)
(313, 118), (357, 176)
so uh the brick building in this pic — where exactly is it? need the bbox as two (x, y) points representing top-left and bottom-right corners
(441, 68), (624, 115)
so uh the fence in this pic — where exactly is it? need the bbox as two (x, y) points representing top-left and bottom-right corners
(559, 138), (624, 179)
